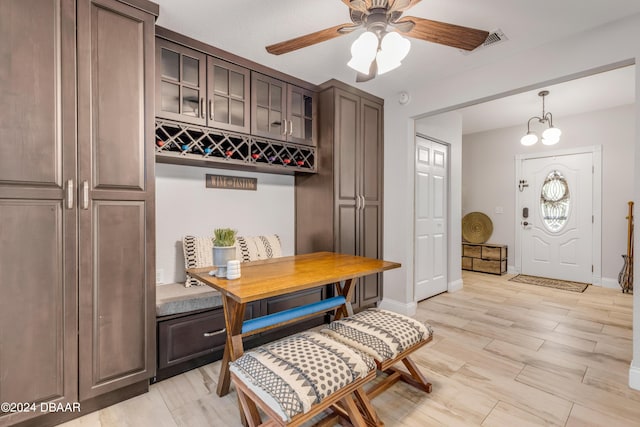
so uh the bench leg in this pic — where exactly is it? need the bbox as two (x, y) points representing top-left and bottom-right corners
(367, 354), (433, 399)
(236, 387), (263, 427)
(340, 394), (368, 427)
(354, 387), (384, 427)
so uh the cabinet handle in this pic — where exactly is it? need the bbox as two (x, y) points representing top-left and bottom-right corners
(288, 120), (293, 136)
(200, 98), (205, 118)
(66, 179), (74, 209)
(209, 99), (213, 120)
(282, 120), (288, 136)
(81, 181), (89, 210)
(203, 328), (226, 337)
(361, 195), (366, 209)
(355, 194), (361, 210)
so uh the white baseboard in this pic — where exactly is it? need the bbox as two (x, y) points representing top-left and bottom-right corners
(599, 276), (621, 290)
(629, 362), (640, 390)
(378, 298), (417, 316)
(448, 278), (463, 293)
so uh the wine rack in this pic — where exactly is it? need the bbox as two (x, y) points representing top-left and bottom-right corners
(155, 119), (316, 174)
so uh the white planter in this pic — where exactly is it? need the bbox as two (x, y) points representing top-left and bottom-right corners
(212, 245), (236, 277)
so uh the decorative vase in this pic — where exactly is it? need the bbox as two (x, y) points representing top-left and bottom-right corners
(212, 245), (236, 278)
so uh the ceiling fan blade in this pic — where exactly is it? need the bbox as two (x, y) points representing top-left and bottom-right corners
(356, 59), (377, 83)
(398, 16), (489, 51)
(266, 24), (353, 55)
(341, 0), (368, 13)
(389, 19), (415, 33)
(388, 0), (421, 13)
(338, 23), (363, 34)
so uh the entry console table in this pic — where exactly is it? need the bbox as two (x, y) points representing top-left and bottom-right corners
(462, 243), (508, 275)
(188, 251), (400, 397)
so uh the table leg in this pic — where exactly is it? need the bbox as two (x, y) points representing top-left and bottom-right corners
(335, 278), (356, 319)
(216, 296), (246, 397)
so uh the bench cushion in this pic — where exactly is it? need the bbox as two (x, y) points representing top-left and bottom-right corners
(156, 282), (222, 317)
(321, 309), (433, 362)
(229, 331), (375, 422)
(182, 234), (282, 287)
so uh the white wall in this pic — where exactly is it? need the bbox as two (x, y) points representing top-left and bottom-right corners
(377, 13), (640, 388)
(462, 104), (635, 284)
(156, 163), (295, 284)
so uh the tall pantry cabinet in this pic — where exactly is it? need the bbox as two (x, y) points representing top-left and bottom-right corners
(295, 80), (384, 310)
(0, 0), (157, 425)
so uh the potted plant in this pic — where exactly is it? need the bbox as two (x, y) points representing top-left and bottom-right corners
(212, 228), (237, 277)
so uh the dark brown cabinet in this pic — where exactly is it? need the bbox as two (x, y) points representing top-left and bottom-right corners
(0, 0), (157, 424)
(156, 39), (251, 133)
(252, 72), (316, 146)
(295, 81), (384, 310)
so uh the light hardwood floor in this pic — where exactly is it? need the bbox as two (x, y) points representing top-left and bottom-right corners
(60, 272), (639, 426)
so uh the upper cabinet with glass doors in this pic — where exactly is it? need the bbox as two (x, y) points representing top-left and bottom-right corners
(156, 39), (206, 126)
(252, 72), (316, 146)
(156, 39), (250, 133)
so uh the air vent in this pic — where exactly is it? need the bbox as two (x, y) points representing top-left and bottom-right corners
(460, 29), (508, 55)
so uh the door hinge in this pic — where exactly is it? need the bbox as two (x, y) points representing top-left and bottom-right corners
(592, 265), (594, 272)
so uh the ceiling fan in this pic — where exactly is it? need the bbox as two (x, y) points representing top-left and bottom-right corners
(265, 0), (490, 82)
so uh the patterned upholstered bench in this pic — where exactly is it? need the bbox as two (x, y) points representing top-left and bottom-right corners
(321, 308), (434, 398)
(230, 331), (381, 427)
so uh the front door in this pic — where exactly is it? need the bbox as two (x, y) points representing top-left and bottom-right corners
(520, 152), (593, 283)
(414, 135), (448, 300)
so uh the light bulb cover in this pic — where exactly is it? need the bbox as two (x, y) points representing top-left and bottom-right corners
(347, 31), (378, 74)
(521, 132), (538, 146)
(541, 135), (560, 145)
(380, 32), (410, 62)
(542, 126), (562, 140)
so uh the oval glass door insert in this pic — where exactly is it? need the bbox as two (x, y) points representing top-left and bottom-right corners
(540, 170), (570, 232)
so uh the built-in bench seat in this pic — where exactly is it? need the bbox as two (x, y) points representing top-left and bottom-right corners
(156, 282), (222, 317)
(230, 331), (381, 427)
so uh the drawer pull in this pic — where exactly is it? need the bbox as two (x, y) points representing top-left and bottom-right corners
(203, 328), (226, 337)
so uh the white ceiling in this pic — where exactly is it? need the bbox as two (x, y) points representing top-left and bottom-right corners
(458, 64), (636, 135)
(154, 0), (639, 130)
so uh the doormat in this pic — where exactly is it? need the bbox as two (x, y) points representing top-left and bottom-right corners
(508, 274), (589, 293)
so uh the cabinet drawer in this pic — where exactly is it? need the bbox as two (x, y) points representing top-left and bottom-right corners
(482, 245), (507, 260)
(158, 309), (226, 369)
(472, 258), (507, 275)
(157, 302), (259, 369)
(463, 244), (481, 258)
(462, 256), (473, 270)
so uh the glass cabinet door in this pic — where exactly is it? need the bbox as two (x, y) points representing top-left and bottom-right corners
(207, 57), (250, 133)
(251, 72), (287, 141)
(156, 39), (206, 126)
(287, 85), (316, 146)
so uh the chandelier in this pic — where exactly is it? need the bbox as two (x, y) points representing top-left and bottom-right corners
(520, 90), (562, 146)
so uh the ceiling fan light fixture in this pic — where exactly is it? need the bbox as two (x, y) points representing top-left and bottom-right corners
(376, 32), (410, 75)
(347, 31), (378, 74)
(381, 32), (411, 61)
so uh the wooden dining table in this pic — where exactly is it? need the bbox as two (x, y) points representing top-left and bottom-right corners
(187, 251), (401, 397)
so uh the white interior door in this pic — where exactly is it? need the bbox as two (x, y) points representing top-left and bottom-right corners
(520, 152), (593, 282)
(415, 135), (448, 301)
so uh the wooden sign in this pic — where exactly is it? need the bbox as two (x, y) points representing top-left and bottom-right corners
(206, 174), (257, 191)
